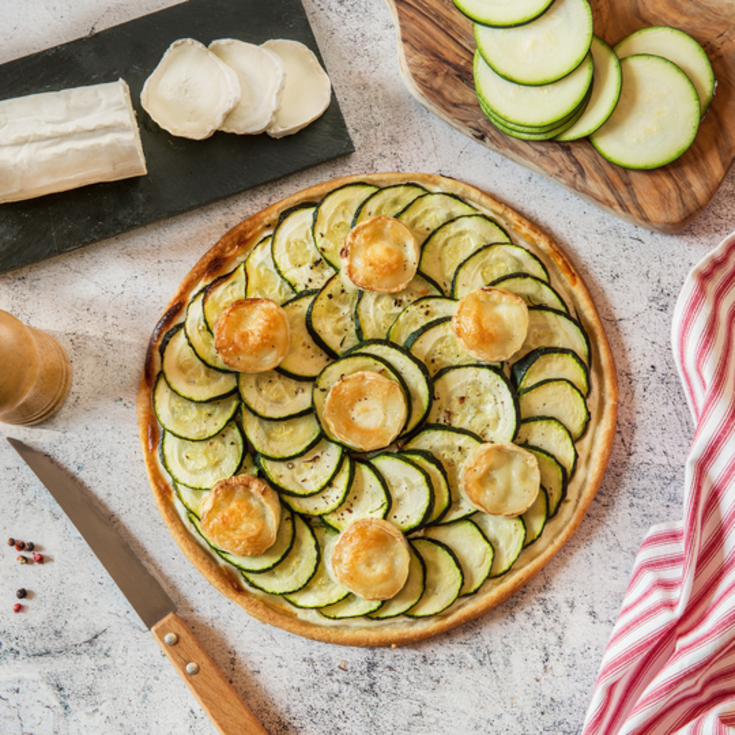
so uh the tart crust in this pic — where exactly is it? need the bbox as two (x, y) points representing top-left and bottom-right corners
(137, 172), (617, 647)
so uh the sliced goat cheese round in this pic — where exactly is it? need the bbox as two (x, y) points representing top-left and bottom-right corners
(213, 298), (290, 372)
(141, 38), (241, 140)
(323, 370), (408, 451)
(451, 287), (529, 363)
(209, 39), (286, 134)
(200, 475), (281, 556)
(326, 518), (411, 600)
(262, 39), (332, 138)
(461, 442), (540, 517)
(340, 216), (420, 293)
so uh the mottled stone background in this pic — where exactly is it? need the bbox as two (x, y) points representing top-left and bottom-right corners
(1, 1), (733, 733)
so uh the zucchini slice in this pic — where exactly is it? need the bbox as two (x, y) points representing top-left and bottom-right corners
(242, 408), (322, 461)
(312, 353), (410, 446)
(522, 487), (548, 547)
(419, 214), (509, 295)
(322, 460), (391, 531)
(525, 445), (567, 516)
(489, 273), (567, 312)
(401, 449), (451, 525)
(518, 378), (590, 440)
(281, 456), (354, 516)
(590, 55), (700, 170)
(174, 482), (208, 518)
(307, 273), (360, 357)
(404, 425), (481, 524)
(353, 183), (428, 225)
(245, 235), (295, 304)
(406, 538), (463, 617)
(161, 421), (244, 490)
(184, 290), (230, 371)
(516, 417), (577, 478)
(370, 453), (434, 533)
(474, 0), (593, 86)
(216, 507), (296, 574)
(257, 438), (344, 497)
(428, 364), (519, 443)
(241, 513), (318, 595)
(271, 204), (336, 292)
(471, 512), (526, 577)
(518, 307), (590, 366)
(397, 192), (478, 245)
(368, 544), (426, 619)
(423, 519), (494, 596)
(160, 326), (237, 402)
(451, 242), (549, 298)
(202, 261), (247, 332)
(319, 594), (383, 619)
(154, 373), (239, 441)
(614, 26), (715, 115)
(556, 35), (622, 141)
(278, 290), (332, 381)
(313, 182), (379, 268)
(238, 370), (313, 420)
(346, 339), (432, 438)
(284, 525), (350, 608)
(355, 272), (441, 342)
(387, 296), (458, 346)
(406, 318), (484, 376)
(453, 0), (553, 28)
(513, 347), (589, 396)
(474, 49), (593, 127)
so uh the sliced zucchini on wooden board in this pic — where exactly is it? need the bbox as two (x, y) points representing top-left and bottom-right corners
(419, 214), (509, 295)
(453, 0), (554, 28)
(161, 325), (237, 402)
(406, 538), (464, 617)
(590, 54), (700, 170)
(614, 26), (715, 115)
(422, 519), (494, 596)
(555, 36), (622, 142)
(161, 420), (244, 489)
(428, 364), (519, 443)
(313, 182), (379, 269)
(474, 48), (593, 128)
(474, 0), (593, 85)
(154, 373), (239, 441)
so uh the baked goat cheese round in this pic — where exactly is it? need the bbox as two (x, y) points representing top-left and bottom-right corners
(138, 173), (617, 647)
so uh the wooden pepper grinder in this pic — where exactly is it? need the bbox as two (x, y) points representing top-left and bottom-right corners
(0, 310), (72, 425)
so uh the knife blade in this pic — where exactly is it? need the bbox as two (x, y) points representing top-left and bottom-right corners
(8, 437), (270, 735)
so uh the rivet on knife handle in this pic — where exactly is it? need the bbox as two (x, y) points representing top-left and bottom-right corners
(152, 612), (270, 735)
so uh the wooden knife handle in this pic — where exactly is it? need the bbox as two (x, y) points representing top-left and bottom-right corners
(151, 612), (270, 735)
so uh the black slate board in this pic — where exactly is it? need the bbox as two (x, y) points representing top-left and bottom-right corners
(0, 0), (354, 274)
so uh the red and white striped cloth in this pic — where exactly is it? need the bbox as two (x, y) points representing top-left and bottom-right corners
(583, 231), (735, 735)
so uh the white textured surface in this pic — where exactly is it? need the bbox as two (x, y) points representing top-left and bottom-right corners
(1, 1), (734, 734)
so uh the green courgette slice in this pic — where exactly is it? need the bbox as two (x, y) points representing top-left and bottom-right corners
(202, 261), (247, 333)
(387, 296), (458, 346)
(406, 538), (463, 617)
(453, 0), (553, 28)
(322, 460), (391, 531)
(353, 183), (428, 225)
(242, 408), (322, 461)
(245, 235), (295, 304)
(512, 347), (590, 396)
(238, 370), (313, 420)
(471, 512), (526, 577)
(397, 192), (478, 245)
(518, 378), (590, 440)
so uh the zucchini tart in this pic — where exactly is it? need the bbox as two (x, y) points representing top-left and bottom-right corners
(137, 173), (617, 646)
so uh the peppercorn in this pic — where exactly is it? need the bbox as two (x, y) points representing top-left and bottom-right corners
(6, 537), (15, 547)
(13, 603), (22, 613)
(32, 553), (43, 564)
(16, 588), (27, 599)
(14, 540), (25, 551)
(17, 555), (28, 564)
(25, 542), (34, 551)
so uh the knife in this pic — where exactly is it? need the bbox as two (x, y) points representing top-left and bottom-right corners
(7, 437), (270, 735)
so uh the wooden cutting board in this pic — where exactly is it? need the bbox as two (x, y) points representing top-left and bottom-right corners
(0, 0), (353, 275)
(386, 0), (735, 233)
